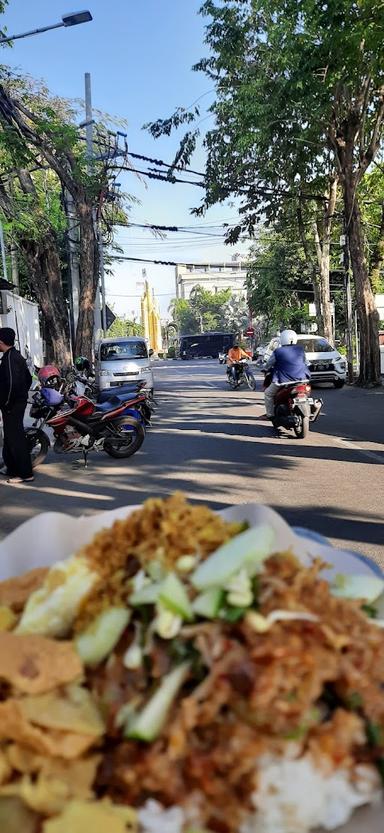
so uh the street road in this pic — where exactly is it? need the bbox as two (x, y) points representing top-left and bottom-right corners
(0, 359), (383, 567)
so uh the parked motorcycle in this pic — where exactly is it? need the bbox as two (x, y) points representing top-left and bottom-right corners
(226, 359), (256, 391)
(264, 372), (322, 438)
(25, 382), (151, 468)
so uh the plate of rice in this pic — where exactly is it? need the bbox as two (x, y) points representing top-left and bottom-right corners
(0, 493), (382, 833)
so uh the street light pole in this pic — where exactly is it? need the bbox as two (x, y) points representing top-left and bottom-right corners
(0, 11), (92, 44)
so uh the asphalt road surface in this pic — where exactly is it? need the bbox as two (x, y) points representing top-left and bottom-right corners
(1, 359), (383, 567)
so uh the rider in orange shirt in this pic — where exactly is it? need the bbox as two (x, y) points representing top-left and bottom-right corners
(226, 342), (249, 383)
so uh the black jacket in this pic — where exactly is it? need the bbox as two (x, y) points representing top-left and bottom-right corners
(0, 347), (32, 410)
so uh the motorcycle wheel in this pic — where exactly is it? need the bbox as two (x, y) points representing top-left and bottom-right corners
(245, 371), (256, 391)
(25, 427), (50, 467)
(293, 414), (309, 439)
(104, 417), (145, 459)
(227, 375), (237, 389)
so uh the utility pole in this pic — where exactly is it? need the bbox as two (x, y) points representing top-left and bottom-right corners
(65, 189), (80, 352)
(10, 244), (19, 292)
(341, 227), (354, 383)
(84, 72), (103, 343)
(0, 221), (8, 282)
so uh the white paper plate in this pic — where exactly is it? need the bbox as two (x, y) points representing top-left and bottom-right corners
(0, 502), (382, 832)
(0, 502), (382, 582)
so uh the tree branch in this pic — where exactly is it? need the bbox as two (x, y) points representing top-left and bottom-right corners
(358, 89), (384, 181)
(358, 75), (372, 162)
(0, 84), (78, 197)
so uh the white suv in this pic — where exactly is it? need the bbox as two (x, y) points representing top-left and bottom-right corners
(296, 335), (347, 388)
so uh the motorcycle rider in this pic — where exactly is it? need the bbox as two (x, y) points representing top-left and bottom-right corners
(226, 341), (249, 383)
(264, 329), (310, 419)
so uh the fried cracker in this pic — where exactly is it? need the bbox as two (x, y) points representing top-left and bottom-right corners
(0, 632), (82, 694)
(0, 700), (96, 758)
(0, 569), (48, 612)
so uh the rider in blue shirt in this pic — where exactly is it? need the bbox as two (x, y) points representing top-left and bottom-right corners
(264, 329), (310, 418)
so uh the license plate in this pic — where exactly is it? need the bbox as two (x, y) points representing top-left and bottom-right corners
(296, 397), (308, 402)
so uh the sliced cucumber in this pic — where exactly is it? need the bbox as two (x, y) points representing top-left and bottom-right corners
(331, 574), (384, 603)
(75, 607), (130, 666)
(191, 525), (275, 590)
(125, 661), (190, 741)
(129, 582), (161, 606)
(192, 588), (224, 618)
(146, 560), (166, 582)
(159, 572), (193, 621)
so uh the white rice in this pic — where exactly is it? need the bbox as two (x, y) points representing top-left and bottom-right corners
(138, 756), (382, 833)
(242, 755), (382, 833)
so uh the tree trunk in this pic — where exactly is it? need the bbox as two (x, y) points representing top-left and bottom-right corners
(75, 201), (99, 359)
(22, 236), (71, 369)
(312, 178), (337, 344)
(344, 181), (381, 386)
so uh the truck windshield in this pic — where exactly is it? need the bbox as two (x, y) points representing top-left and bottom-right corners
(100, 341), (148, 361)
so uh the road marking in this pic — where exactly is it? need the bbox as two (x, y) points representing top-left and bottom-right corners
(334, 437), (383, 464)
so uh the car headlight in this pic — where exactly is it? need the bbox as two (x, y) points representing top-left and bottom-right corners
(99, 370), (111, 377)
(141, 366), (151, 373)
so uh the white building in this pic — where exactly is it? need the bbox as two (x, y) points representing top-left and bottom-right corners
(175, 262), (248, 300)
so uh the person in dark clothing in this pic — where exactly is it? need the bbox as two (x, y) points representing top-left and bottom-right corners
(0, 327), (34, 484)
(264, 329), (310, 418)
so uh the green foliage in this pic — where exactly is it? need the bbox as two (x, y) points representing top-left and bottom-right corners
(169, 286), (236, 334)
(246, 233), (312, 332)
(107, 314), (144, 338)
(169, 298), (200, 334)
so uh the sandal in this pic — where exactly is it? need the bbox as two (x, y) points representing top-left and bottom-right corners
(6, 476), (34, 485)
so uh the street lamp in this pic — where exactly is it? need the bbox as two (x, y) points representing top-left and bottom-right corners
(0, 10), (93, 45)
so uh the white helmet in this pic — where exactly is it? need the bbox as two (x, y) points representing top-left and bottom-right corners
(280, 329), (298, 346)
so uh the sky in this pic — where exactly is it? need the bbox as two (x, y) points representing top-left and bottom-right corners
(0, 0), (249, 319)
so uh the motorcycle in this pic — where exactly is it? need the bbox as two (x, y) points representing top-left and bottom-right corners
(226, 359), (256, 391)
(25, 382), (151, 468)
(264, 372), (323, 438)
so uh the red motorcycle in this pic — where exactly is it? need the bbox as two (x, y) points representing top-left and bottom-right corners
(26, 387), (147, 467)
(264, 373), (322, 438)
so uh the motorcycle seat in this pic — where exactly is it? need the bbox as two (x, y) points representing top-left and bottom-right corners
(94, 396), (125, 412)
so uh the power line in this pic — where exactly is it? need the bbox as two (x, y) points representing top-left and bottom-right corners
(111, 164), (205, 188)
(107, 291), (175, 298)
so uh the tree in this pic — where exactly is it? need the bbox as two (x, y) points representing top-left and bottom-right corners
(169, 286), (234, 334)
(107, 314), (143, 338)
(222, 294), (249, 333)
(0, 163), (72, 366)
(246, 232), (313, 333)
(0, 77), (131, 360)
(359, 167), (384, 293)
(168, 298), (201, 334)
(147, 0), (384, 384)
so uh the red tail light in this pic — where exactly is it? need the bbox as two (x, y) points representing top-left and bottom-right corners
(291, 384), (308, 395)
